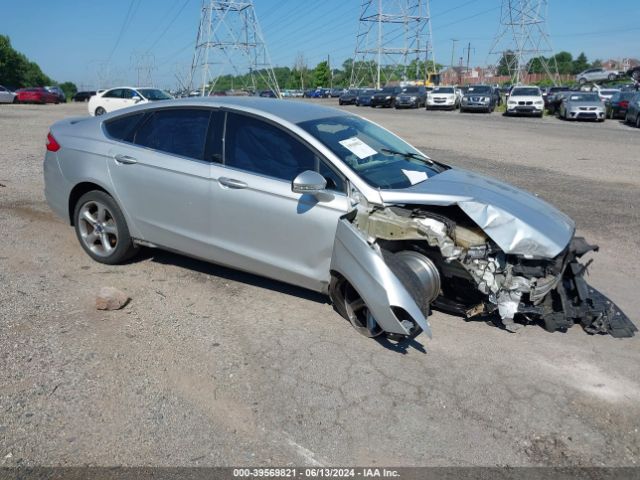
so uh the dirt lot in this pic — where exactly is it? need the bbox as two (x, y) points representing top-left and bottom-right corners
(1, 101), (639, 467)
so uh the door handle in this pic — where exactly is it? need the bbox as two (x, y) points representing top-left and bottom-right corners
(113, 154), (137, 165)
(219, 177), (248, 189)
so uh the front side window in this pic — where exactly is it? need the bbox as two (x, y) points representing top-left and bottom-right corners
(121, 89), (137, 99)
(138, 88), (172, 101)
(298, 115), (446, 190)
(134, 109), (211, 160)
(224, 112), (345, 191)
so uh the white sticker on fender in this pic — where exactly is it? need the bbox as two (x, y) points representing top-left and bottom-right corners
(401, 169), (428, 185)
(338, 137), (377, 159)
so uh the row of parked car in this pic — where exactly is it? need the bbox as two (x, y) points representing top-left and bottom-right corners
(0, 85), (67, 104)
(338, 85), (504, 113)
(334, 82), (640, 125)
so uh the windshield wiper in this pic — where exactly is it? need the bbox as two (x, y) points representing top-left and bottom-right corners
(380, 148), (434, 165)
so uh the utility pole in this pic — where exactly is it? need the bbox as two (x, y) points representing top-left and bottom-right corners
(351, 0), (434, 89)
(464, 42), (474, 84)
(189, 0), (281, 97)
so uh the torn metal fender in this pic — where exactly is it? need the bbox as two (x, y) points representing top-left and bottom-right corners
(330, 218), (432, 338)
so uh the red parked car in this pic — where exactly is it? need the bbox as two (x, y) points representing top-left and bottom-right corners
(16, 87), (60, 104)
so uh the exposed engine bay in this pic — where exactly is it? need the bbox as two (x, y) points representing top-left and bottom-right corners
(351, 204), (637, 338)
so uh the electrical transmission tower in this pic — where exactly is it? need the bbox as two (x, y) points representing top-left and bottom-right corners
(488, 0), (558, 85)
(189, 0), (281, 97)
(350, 0), (435, 89)
(130, 52), (156, 87)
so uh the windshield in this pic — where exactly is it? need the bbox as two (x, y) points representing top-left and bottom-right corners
(138, 89), (172, 100)
(599, 90), (618, 95)
(298, 115), (445, 189)
(433, 87), (454, 93)
(360, 89), (376, 95)
(569, 93), (600, 102)
(466, 86), (492, 94)
(380, 87), (399, 93)
(511, 87), (541, 96)
(403, 87), (420, 93)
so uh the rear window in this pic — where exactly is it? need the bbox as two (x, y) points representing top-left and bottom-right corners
(103, 113), (146, 141)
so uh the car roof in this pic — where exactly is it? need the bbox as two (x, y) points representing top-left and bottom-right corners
(123, 97), (351, 124)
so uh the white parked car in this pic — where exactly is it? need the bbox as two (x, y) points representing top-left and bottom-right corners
(505, 86), (544, 117)
(426, 86), (459, 110)
(0, 85), (17, 104)
(88, 87), (173, 116)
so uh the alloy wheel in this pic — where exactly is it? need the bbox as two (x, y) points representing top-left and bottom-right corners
(77, 201), (119, 258)
(343, 282), (383, 338)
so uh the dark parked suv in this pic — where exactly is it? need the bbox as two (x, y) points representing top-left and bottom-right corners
(459, 85), (496, 113)
(370, 86), (402, 108)
(395, 86), (427, 108)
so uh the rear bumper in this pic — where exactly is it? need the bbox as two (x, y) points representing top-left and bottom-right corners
(43, 151), (71, 222)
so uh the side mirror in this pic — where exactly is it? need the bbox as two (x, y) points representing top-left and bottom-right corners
(132, 95), (142, 103)
(292, 170), (327, 195)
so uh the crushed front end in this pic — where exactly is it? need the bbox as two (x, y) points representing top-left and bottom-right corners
(353, 205), (637, 338)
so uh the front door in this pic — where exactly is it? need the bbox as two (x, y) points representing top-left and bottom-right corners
(208, 111), (350, 292)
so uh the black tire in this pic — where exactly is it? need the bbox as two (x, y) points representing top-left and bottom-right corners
(608, 73), (616, 81)
(73, 190), (138, 265)
(579, 78), (587, 85)
(95, 107), (106, 116)
(636, 115), (640, 129)
(338, 100), (343, 105)
(12, 97), (18, 104)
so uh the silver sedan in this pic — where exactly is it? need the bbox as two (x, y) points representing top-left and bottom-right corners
(558, 92), (606, 121)
(43, 98), (636, 339)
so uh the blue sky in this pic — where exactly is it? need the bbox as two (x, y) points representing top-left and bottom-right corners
(1, 0), (639, 89)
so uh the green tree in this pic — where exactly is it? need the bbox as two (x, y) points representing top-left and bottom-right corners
(0, 35), (53, 87)
(497, 50), (516, 76)
(572, 52), (589, 74)
(553, 51), (573, 74)
(58, 81), (77, 101)
(312, 61), (331, 87)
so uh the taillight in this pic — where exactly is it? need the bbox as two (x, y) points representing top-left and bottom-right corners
(46, 132), (60, 152)
(620, 100), (629, 108)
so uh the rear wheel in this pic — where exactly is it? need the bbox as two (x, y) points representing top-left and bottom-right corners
(636, 115), (640, 128)
(95, 106), (106, 116)
(608, 73), (616, 81)
(73, 191), (138, 265)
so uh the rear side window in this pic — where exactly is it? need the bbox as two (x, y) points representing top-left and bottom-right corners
(103, 89), (122, 98)
(134, 109), (211, 160)
(104, 113), (145, 141)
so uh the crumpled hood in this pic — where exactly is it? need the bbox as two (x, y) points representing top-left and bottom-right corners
(378, 168), (575, 258)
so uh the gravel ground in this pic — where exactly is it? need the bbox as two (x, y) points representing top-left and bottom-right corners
(1, 101), (639, 468)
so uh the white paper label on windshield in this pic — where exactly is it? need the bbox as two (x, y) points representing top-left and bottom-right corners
(401, 169), (428, 185)
(339, 137), (377, 159)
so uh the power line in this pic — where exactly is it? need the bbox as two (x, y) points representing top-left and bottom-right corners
(106, 0), (141, 64)
(146, 0), (193, 54)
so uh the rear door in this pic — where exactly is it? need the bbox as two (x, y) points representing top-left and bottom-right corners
(106, 107), (218, 259)
(207, 111), (350, 291)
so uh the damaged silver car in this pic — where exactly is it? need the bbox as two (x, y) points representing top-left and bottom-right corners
(43, 98), (636, 340)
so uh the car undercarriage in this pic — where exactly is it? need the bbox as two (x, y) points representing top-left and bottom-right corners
(331, 203), (637, 339)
